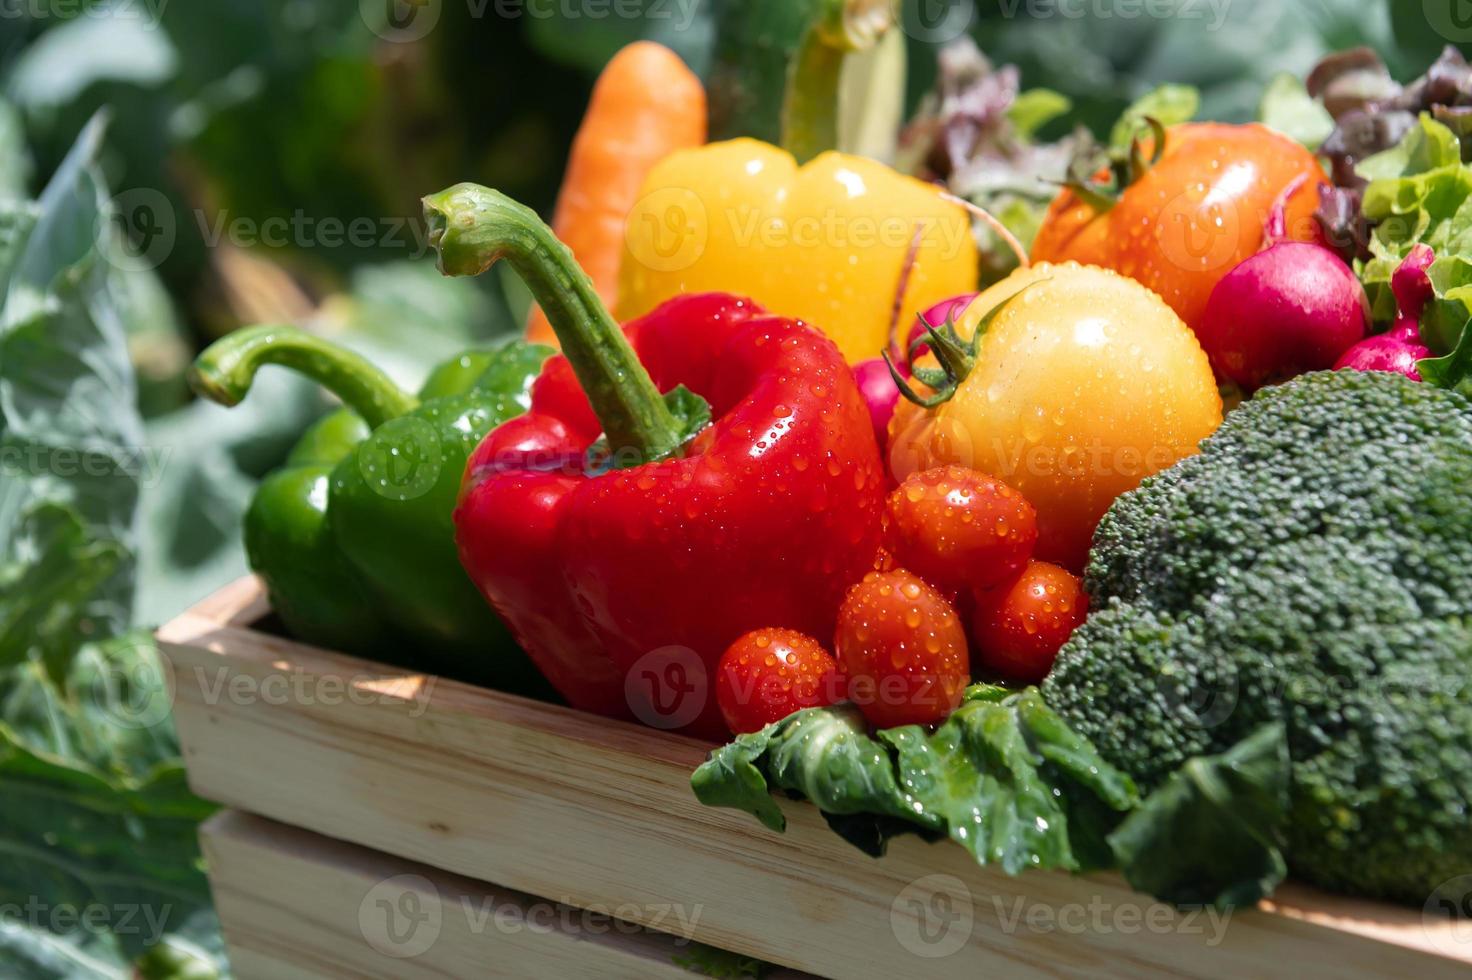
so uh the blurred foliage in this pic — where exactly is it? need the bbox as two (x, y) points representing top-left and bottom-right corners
(906, 0), (1411, 138)
(0, 0), (598, 372)
(0, 111), (223, 978)
(0, 0), (1435, 381)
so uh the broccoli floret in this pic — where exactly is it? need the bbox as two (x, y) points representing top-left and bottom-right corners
(1043, 371), (1472, 905)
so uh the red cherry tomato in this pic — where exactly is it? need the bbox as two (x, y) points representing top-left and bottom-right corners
(886, 466), (1038, 596)
(716, 629), (840, 734)
(835, 569), (969, 729)
(971, 561), (1087, 684)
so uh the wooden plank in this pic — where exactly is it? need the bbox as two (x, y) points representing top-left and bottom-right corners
(188, 574), (270, 628)
(201, 809), (771, 980)
(163, 578), (1472, 980)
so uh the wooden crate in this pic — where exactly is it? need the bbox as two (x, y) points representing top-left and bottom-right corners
(161, 578), (1472, 979)
(201, 810), (794, 979)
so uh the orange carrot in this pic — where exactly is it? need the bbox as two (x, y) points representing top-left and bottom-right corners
(526, 42), (706, 346)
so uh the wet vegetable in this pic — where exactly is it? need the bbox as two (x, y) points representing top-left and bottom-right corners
(617, 138), (977, 363)
(426, 183), (885, 739)
(834, 569), (969, 728)
(190, 327), (555, 689)
(1198, 178), (1369, 389)
(717, 629), (840, 735)
(889, 263), (1222, 570)
(1033, 122), (1328, 337)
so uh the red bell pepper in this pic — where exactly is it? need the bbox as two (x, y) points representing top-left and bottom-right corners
(424, 184), (885, 738)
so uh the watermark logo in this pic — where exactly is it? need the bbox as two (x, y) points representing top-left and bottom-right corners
(625, 645), (706, 730)
(104, 187), (175, 273)
(1425, 0), (1472, 42)
(1159, 662), (1238, 729)
(359, 874), (443, 958)
(1424, 874), (1472, 957)
(898, 0), (974, 42)
(79, 636), (176, 732)
(359, 417), (442, 501)
(890, 874), (974, 958)
(625, 186), (708, 274)
(361, 0), (441, 42)
(888, 416), (975, 481)
(1153, 184), (1246, 278)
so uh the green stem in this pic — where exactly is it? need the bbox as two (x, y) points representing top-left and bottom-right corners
(781, 0), (893, 163)
(421, 183), (684, 461)
(189, 324), (417, 429)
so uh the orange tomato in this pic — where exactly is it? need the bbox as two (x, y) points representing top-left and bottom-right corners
(1032, 122), (1329, 334)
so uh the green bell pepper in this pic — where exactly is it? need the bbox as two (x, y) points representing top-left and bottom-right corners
(189, 325), (554, 692)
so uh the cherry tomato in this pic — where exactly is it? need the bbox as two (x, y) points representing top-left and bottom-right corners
(885, 466), (1037, 596)
(835, 569), (969, 729)
(971, 561), (1087, 684)
(1032, 122), (1329, 335)
(716, 629), (840, 734)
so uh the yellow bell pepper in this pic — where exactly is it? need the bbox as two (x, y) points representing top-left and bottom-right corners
(618, 138), (979, 362)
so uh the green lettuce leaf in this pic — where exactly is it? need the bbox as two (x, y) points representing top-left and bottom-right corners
(1109, 84), (1199, 152)
(1108, 723), (1290, 909)
(689, 702), (929, 839)
(1356, 115), (1472, 330)
(691, 686), (1138, 875)
(1424, 258), (1472, 352)
(1418, 315), (1472, 396)
(1007, 88), (1072, 141)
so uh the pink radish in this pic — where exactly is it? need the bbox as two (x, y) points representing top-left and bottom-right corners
(853, 358), (903, 449)
(1197, 176), (1369, 390)
(856, 292), (981, 450)
(1334, 244), (1435, 381)
(1332, 323), (1430, 378)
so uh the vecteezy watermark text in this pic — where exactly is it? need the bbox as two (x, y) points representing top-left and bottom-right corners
(996, 0), (1231, 31)
(0, 898), (174, 946)
(0, 0), (169, 25)
(0, 444), (172, 487)
(188, 666), (435, 718)
(357, 874), (703, 958)
(993, 894), (1232, 945)
(360, 0), (701, 44)
(889, 873), (1233, 960)
(195, 209), (433, 258)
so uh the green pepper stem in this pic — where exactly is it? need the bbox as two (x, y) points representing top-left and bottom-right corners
(189, 324), (417, 429)
(781, 0), (894, 163)
(422, 182), (685, 461)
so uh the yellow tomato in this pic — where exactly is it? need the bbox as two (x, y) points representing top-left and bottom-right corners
(889, 262), (1222, 570)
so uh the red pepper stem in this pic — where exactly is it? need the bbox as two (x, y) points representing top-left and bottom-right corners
(422, 182), (684, 461)
(189, 324), (417, 429)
